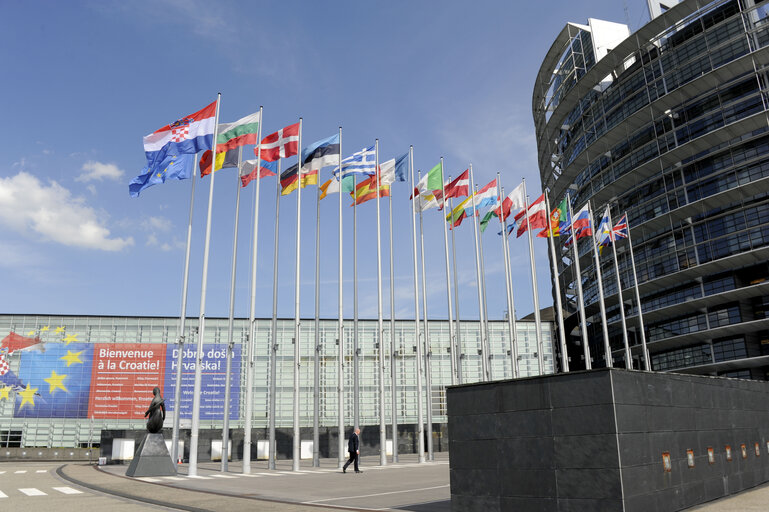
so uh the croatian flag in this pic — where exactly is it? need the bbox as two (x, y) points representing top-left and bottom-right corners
(142, 101), (217, 168)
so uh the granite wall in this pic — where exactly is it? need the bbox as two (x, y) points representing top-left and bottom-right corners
(447, 368), (769, 512)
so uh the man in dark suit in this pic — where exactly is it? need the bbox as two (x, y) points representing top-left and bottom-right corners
(342, 428), (361, 473)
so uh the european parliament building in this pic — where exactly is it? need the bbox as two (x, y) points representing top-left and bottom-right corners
(535, 0), (769, 379)
(0, 314), (553, 450)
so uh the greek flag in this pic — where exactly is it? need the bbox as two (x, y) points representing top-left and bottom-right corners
(333, 145), (375, 178)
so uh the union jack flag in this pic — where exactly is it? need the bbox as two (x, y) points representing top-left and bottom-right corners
(613, 214), (629, 240)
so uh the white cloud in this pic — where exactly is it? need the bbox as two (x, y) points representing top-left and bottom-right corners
(76, 160), (124, 182)
(143, 216), (172, 232)
(0, 172), (134, 251)
(141, 215), (175, 251)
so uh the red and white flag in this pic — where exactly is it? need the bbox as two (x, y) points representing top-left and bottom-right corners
(1, 332), (43, 355)
(497, 182), (526, 220)
(515, 193), (548, 237)
(258, 122), (300, 162)
(444, 170), (469, 199)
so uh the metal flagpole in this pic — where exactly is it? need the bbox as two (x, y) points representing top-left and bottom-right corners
(625, 214), (650, 370)
(313, 149), (321, 468)
(268, 159), (281, 470)
(545, 192), (569, 373)
(521, 179), (545, 375)
(189, 93), (221, 477)
(375, 140), (387, 467)
(469, 166), (489, 381)
(606, 208), (630, 368)
(388, 170), (398, 463)
(498, 180), (519, 379)
(244, 105), (264, 474)
(588, 201), (612, 368)
(410, 151), (425, 464)
(417, 172), (434, 461)
(439, 159), (457, 386)
(476, 186), (491, 380)
(353, 172), (360, 432)
(222, 145), (244, 472)
(448, 193), (463, 384)
(568, 201), (592, 369)
(292, 118), (303, 472)
(171, 156), (198, 465)
(337, 127), (345, 468)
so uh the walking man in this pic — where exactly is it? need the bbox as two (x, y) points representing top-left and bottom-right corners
(342, 428), (361, 473)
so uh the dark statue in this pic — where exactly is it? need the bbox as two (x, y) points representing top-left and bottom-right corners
(144, 386), (165, 433)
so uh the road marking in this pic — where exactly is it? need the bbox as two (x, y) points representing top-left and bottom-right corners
(304, 484), (450, 504)
(19, 488), (47, 496)
(53, 487), (83, 494)
(209, 474), (238, 479)
(36, 470), (48, 473)
(136, 477), (162, 483)
(0, 491), (7, 498)
(14, 471), (27, 474)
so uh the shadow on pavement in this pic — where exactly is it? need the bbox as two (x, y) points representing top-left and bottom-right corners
(394, 499), (451, 512)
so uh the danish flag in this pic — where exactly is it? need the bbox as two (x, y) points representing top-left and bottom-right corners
(258, 122), (300, 162)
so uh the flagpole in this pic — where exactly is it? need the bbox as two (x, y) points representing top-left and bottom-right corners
(222, 145), (244, 472)
(568, 201), (592, 369)
(292, 118), (303, 472)
(521, 179), (545, 375)
(353, 172), (360, 432)
(171, 156), (198, 465)
(606, 208), (631, 368)
(469, 166), (489, 381)
(189, 93), (221, 477)
(588, 201), (612, 368)
(268, 159), (281, 470)
(313, 145), (321, 468)
(498, 180), (519, 379)
(418, 171), (434, 461)
(545, 192), (569, 373)
(244, 105), (263, 474)
(625, 214), (650, 370)
(388, 169), (398, 463)
(337, 127), (345, 468)
(439, 159), (457, 386)
(476, 186), (491, 380)
(374, 140), (387, 467)
(410, 151), (425, 464)
(448, 193), (463, 384)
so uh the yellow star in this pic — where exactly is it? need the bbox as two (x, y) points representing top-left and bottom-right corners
(55, 326), (65, 333)
(19, 384), (38, 409)
(44, 370), (68, 394)
(0, 386), (10, 400)
(63, 334), (78, 345)
(60, 350), (84, 367)
(26, 330), (36, 336)
(40, 326), (49, 332)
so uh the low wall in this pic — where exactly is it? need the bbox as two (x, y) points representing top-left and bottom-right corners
(447, 368), (769, 512)
(0, 447), (96, 462)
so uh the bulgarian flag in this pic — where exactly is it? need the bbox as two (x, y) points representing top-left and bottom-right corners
(200, 111), (261, 176)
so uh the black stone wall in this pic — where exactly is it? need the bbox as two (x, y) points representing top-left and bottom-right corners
(447, 368), (769, 512)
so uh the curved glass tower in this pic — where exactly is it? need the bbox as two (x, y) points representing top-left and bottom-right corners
(534, 0), (769, 379)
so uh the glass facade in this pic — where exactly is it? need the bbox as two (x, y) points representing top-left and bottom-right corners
(534, 0), (769, 379)
(0, 314), (553, 448)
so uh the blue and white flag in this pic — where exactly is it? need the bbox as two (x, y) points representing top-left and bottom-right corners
(129, 153), (196, 198)
(302, 134), (340, 172)
(333, 145), (375, 178)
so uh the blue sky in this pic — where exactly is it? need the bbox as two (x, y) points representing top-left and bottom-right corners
(0, 0), (648, 321)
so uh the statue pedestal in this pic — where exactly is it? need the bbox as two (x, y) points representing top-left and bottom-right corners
(125, 433), (177, 477)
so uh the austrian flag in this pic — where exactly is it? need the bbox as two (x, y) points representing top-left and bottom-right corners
(259, 122), (300, 162)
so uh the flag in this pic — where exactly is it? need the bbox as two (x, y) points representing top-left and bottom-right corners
(142, 100), (216, 171)
(334, 146), (376, 178)
(498, 223), (515, 237)
(280, 163), (318, 195)
(199, 147), (239, 177)
(480, 208), (497, 233)
(240, 160), (277, 187)
(302, 134), (340, 172)
(394, 152), (409, 182)
(215, 111), (261, 152)
(473, 179), (498, 210)
(497, 182), (526, 220)
(515, 193), (548, 237)
(446, 195), (473, 227)
(352, 174), (389, 205)
(596, 206), (613, 248)
(259, 122), (300, 162)
(1, 332), (43, 355)
(426, 163), (444, 191)
(537, 196), (569, 238)
(613, 214), (629, 240)
(319, 178), (340, 200)
(444, 170), (469, 199)
(129, 153), (195, 198)
(572, 204), (593, 240)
